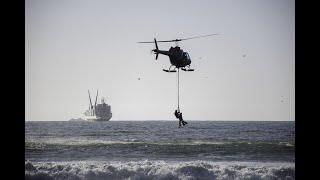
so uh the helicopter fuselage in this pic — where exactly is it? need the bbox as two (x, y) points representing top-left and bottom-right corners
(153, 46), (191, 68)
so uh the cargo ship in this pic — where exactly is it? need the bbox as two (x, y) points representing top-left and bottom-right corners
(83, 90), (112, 121)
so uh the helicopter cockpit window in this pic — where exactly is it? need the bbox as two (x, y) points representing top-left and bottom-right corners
(184, 52), (191, 61)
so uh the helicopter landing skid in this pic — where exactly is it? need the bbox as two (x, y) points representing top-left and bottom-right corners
(181, 68), (194, 71)
(163, 69), (177, 72)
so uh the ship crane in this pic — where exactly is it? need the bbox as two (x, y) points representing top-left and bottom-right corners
(94, 90), (98, 115)
(88, 90), (94, 116)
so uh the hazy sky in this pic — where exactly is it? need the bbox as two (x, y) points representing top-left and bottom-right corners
(26, 0), (295, 121)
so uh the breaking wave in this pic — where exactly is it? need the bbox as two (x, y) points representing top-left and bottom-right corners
(25, 160), (295, 180)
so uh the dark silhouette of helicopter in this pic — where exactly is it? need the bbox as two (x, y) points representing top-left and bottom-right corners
(138, 34), (218, 72)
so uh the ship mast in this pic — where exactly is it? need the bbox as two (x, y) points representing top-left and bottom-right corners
(94, 90), (99, 116)
(88, 90), (94, 116)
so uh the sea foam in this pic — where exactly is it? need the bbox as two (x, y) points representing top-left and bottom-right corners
(25, 160), (295, 180)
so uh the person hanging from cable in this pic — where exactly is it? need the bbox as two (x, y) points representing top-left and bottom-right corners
(174, 109), (188, 128)
(174, 110), (181, 127)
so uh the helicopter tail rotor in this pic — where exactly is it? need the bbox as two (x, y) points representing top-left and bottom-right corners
(153, 38), (159, 60)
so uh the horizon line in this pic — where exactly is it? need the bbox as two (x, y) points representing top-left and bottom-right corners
(25, 119), (295, 122)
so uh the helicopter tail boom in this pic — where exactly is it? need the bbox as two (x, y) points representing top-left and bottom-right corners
(152, 38), (171, 59)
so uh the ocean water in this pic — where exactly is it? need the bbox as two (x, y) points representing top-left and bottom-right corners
(25, 121), (295, 180)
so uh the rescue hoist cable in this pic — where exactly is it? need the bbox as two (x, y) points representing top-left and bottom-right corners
(177, 68), (180, 111)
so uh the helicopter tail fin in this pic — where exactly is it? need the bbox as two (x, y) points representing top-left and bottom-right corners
(154, 38), (159, 60)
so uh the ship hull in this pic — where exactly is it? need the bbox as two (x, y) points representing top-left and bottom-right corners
(89, 117), (111, 121)
(84, 115), (112, 121)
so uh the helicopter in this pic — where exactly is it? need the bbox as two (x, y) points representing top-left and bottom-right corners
(138, 34), (218, 72)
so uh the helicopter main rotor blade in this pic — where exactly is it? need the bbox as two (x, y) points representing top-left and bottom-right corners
(137, 40), (178, 43)
(137, 33), (219, 43)
(157, 39), (181, 42)
(180, 33), (219, 41)
(137, 41), (155, 43)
